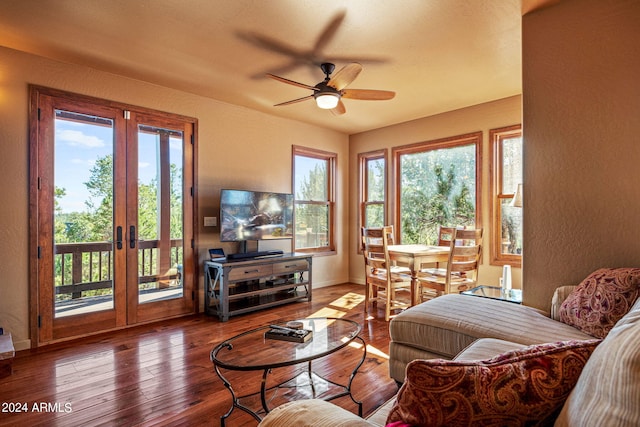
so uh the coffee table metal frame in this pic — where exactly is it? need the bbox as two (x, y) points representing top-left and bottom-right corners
(210, 317), (366, 425)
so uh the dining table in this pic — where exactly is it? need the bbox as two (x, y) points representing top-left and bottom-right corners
(387, 244), (450, 306)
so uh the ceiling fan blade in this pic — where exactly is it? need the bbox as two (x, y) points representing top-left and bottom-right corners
(266, 73), (318, 91)
(325, 54), (388, 66)
(312, 10), (346, 59)
(274, 95), (314, 107)
(330, 100), (346, 115)
(237, 31), (303, 59)
(342, 88), (396, 100)
(328, 63), (363, 90)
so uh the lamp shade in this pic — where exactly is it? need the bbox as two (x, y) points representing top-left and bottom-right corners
(510, 183), (523, 207)
(314, 92), (340, 109)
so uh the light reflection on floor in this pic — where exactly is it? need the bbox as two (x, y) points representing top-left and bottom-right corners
(307, 291), (389, 359)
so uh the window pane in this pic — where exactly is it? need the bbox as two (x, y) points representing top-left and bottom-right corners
(365, 204), (384, 228)
(169, 135), (184, 241)
(491, 125), (522, 266)
(295, 204), (329, 248)
(367, 158), (385, 201)
(501, 136), (523, 195)
(500, 199), (523, 255)
(399, 144), (476, 244)
(295, 156), (327, 201)
(137, 127), (184, 303)
(137, 132), (159, 241)
(54, 110), (115, 317)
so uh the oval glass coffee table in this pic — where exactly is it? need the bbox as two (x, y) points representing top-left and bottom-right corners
(210, 317), (365, 425)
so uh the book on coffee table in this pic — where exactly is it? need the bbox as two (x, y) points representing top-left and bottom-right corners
(264, 328), (313, 343)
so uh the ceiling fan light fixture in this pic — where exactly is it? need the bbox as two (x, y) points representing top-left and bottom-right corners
(314, 92), (340, 109)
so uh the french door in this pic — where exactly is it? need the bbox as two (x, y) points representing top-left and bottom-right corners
(30, 87), (196, 345)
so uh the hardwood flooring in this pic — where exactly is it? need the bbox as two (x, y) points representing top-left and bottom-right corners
(0, 284), (399, 426)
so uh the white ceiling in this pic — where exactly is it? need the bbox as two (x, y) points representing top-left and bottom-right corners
(0, 0), (523, 134)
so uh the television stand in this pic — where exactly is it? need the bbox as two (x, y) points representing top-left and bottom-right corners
(204, 253), (312, 321)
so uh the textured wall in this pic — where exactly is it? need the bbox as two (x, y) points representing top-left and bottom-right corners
(522, 0), (640, 310)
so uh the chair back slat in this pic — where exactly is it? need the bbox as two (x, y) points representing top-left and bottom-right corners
(437, 226), (456, 247)
(454, 228), (483, 246)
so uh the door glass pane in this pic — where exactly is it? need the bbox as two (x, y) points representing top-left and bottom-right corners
(399, 144), (476, 244)
(54, 110), (114, 317)
(137, 126), (184, 304)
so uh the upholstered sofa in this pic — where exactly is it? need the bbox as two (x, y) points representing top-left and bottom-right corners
(259, 268), (640, 426)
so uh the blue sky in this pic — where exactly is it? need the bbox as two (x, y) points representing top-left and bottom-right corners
(54, 117), (181, 214)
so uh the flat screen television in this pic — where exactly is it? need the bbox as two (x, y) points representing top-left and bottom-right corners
(219, 189), (294, 242)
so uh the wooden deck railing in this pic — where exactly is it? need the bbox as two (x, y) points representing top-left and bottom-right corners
(55, 239), (183, 298)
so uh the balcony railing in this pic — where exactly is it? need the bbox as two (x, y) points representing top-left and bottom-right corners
(55, 239), (183, 299)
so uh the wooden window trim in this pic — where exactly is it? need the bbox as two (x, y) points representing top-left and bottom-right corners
(358, 149), (388, 252)
(391, 132), (483, 242)
(489, 124), (522, 267)
(292, 145), (336, 254)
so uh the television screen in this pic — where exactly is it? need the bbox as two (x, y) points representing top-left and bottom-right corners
(220, 189), (294, 242)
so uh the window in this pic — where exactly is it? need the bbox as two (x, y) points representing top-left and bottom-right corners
(293, 146), (336, 252)
(359, 150), (387, 230)
(490, 125), (523, 267)
(393, 132), (482, 244)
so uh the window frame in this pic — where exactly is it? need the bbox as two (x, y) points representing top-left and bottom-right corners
(489, 124), (523, 267)
(392, 132), (483, 244)
(292, 145), (336, 254)
(358, 149), (388, 245)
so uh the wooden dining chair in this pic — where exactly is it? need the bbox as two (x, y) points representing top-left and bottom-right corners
(437, 226), (456, 247)
(361, 226), (412, 321)
(417, 228), (483, 301)
(420, 226), (456, 269)
(423, 226), (456, 270)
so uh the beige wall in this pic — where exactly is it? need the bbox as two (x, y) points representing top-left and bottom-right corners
(522, 0), (640, 310)
(0, 46), (349, 350)
(348, 96), (523, 288)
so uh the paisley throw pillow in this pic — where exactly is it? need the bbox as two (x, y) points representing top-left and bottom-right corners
(386, 340), (601, 427)
(559, 268), (640, 338)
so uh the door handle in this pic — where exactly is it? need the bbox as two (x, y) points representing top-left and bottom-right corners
(116, 226), (123, 250)
(129, 225), (136, 249)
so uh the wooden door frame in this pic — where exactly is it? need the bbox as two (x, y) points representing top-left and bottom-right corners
(126, 111), (197, 324)
(29, 86), (198, 347)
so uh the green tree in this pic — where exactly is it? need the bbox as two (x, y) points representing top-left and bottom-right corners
(400, 146), (476, 244)
(295, 161), (328, 247)
(84, 155), (114, 241)
(54, 154), (184, 294)
(365, 158), (385, 227)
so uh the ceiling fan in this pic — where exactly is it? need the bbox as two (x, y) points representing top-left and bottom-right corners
(237, 10), (387, 79)
(266, 62), (395, 115)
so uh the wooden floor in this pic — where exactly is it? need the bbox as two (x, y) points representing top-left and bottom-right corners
(0, 284), (399, 427)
